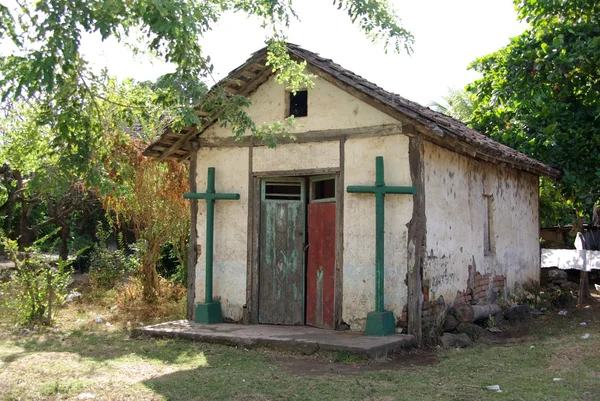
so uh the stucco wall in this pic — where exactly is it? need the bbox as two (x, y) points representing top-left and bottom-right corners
(195, 147), (249, 321)
(202, 74), (398, 140)
(194, 64), (402, 326)
(423, 142), (540, 304)
(343, 135), (413, 331)
(253, 141), (339, 172)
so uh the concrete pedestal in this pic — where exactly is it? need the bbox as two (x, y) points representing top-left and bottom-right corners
(364, 310), (396, 336)
(195, 302), (222, 324)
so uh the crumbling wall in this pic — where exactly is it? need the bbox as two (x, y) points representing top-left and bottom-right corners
(454, 263), (506, 305)
(422, 141), (540, 307)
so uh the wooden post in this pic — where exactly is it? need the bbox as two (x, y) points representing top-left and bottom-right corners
(407, 136), (426, 346)
(575, 232), (588, 305)
(187, 151), (198, 321)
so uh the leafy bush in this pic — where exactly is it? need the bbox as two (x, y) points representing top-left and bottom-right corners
(0, 231), (72, 326)
(88, 223), (136, 289)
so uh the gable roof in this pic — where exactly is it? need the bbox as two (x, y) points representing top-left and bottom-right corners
(144, 43), (560, 179)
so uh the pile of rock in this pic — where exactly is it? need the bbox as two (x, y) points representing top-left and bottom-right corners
(438, 303), (499, 348)
(546, 269), (577, 291)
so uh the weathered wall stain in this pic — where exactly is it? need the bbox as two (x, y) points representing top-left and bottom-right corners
(202, 74), (398, 140)
(422, 142), (539, 304)
(343, 135), (412, 331)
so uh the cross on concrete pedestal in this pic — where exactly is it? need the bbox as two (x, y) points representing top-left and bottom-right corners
(184, 167), (240, 324)
(347, 156), (416, 336)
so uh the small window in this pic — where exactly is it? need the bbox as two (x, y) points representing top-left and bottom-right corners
(288, 90), (308, 117)
(483, 195), (494, 255)
(311, 177), (335, 203)
(265, 182), (302, 201)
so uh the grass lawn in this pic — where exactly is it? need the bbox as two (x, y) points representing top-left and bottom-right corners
(1, 299), (599, 400)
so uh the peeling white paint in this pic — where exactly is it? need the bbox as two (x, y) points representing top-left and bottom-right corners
(202, 74), (397, 140)
(343, 135), (412, 330)
(195, 147), (249, 321)
(192, 67), (542, 331)
(423, 142), (540, 302)
(253, 141), (339, 172)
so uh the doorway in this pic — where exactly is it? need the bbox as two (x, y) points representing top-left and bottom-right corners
(258, 176), (336, 328)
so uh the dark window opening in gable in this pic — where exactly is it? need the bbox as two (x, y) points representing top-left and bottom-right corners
(288, 90), (308, 117)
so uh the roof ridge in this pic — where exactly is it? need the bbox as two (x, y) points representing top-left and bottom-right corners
(285, 43), (559, 179)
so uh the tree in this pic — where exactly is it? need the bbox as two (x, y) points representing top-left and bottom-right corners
(429, 88), (476, 123)
(0, 101), (96, 255)
(467, 0), (600, 223)
(101, 140), (190, 302)
(0, 0), (413, 175)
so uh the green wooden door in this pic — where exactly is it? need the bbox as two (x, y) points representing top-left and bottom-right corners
(259, 179), (306, 325)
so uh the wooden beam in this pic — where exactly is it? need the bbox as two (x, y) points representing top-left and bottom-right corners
(240, 70), (258, 80)
(253, 167), (339, 177)
(186, 150), (198, 321)
(158, 127), (198, 161)
(334, 138), (345, 329)
(407, 135), (425, 346)
(250, 176), (261, 324)
(197, 124), (403, 148)
(245, 144), (254, 324)
(224, 86), (239, 95)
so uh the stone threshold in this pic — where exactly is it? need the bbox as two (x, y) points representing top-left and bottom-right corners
(133, 321), (417, 358)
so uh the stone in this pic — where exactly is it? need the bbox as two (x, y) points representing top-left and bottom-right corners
(548, 269), (568, 279)
(65, 291), (82, 303)
(439, 332), (472, 348)
(134, 321), (417, 358)
(504, 305), (531, 322)
(444, 315), (459, 331)
(456, 323), (487, 340)
(453, 304), (475, 323)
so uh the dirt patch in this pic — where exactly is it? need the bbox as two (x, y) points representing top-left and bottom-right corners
(478, 322), (532, 346)
(549, 342), (595, 372)
(270, 349), (438, 376)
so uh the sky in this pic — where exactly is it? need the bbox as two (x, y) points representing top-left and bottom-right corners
(7, 0), (527, 106)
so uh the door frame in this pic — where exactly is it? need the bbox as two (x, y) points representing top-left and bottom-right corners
(247, 167), (343, 328)
(258, 176), (307, 325)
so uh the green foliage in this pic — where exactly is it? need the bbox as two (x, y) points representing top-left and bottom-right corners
(88, 223), (136, 289)
(0, 231), (72, 326)
(429, 88), (476, 123)
(539, 177), (575, 227)
(468, 0), (600, 221)
(266, 40), (315, 93)
(0, 1), (412, 166)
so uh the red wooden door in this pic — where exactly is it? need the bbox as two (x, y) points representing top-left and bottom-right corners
(306, 202), (336, 329)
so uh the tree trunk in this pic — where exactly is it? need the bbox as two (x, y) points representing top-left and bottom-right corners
(141, 241), (161, 302)
(3, 196), (15, 238)
(59, 222), (70, 261)
(18, 201), (33, 251)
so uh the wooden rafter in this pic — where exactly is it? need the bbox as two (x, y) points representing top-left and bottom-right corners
(157, 127), (199, 161)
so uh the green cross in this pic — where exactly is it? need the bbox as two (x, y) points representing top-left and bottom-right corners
(184, 167), (239, 322)
(347, 156), (415, 335)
